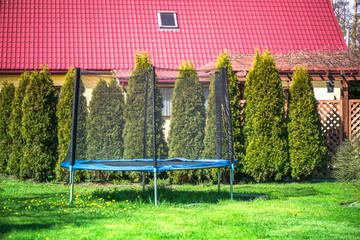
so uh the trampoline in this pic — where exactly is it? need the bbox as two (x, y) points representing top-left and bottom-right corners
(61, 66), (236, 206)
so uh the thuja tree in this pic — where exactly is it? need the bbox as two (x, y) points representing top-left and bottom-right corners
(0, 81), (15, 173)
(55, 68), (88, 182)
(243, 49), (289, 182)
(288, 66), (327, 180)
(216, 52), (243, 160)
(123, 52), (168, 182)
(168, 61), (206, 183)
(8, 72), (30, 176)
(20, 66), (58, 181)
(203, 52), (243, 182)
(86, 78), (125, 181)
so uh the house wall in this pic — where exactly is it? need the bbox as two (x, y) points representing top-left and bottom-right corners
(0, 74), (66, 89)
(312, 81), (341, 100)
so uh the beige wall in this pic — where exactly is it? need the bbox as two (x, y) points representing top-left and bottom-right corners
(0, 74), (66, 89)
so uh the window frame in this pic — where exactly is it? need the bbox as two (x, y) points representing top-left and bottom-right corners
(157, 11), (179, 29)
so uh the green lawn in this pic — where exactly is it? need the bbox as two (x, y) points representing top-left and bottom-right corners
(0, 177), (359, 240)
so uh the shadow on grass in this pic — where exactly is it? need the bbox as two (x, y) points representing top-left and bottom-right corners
(91, 186), (237, 204)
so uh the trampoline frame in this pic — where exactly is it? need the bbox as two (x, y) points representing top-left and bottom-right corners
(65, 66), (236, 206)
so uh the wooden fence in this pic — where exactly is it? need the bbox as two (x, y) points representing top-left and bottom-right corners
(349, 99), (360, 140)
(317, 100), (342, 157)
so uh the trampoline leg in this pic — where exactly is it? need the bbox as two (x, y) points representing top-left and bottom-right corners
(230, 164), (234, 201)
(217, 168), (221, 193)
(154, 170), (158, 207)
(142, 172), (145, 191)
(69, 166), (74, 204)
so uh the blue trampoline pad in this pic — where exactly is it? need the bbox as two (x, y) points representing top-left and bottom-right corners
(60, 158), (237, 172)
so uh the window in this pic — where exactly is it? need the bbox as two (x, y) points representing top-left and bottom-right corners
(160, 87), (210, 117)
(161, 87), (173, 116)
(157, 11), (178, 29)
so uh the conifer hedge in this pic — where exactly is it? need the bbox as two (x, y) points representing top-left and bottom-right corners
(86, 78), (125, 181)
(288, 66), (327, 180)
(168, 61), (206, 183)
(20, 66), (58, 181)
(123, 52), (168, 181)
(8, 72), (30, 176)
(243, 49), (289, 182)
(0, 81), (15, 173)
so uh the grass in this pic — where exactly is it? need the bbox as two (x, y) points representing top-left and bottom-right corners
(0, 176), (359, 240)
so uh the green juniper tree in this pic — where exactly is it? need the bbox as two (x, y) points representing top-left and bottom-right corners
(216, 52), (243, 160)
(55, 68), (88, 182)
(20, 66), (58, 181)
(288, 66), (328, 180)
(168, 60), (206, 183)
(55, 68), (75, 180)
(0, 81), (15, 173)
(123, 52), (168, 182)
(243, 49), (289, 182)
(203, 52), (244, 182)
(8, 72), (30, 177)
(86, 77), (125, 181)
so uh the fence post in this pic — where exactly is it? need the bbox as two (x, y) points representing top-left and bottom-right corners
(341, 75), (349, 140)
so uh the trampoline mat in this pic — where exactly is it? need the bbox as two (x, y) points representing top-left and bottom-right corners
(60, 158), (236, 172)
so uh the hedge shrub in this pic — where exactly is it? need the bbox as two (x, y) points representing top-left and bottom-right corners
(55, 68), (88, 182)
(86, 78), (125, 181)
(243, 49), (289, 182)
(0, 81), (15, 173)
(288, 66), (328, 180)
(123, 52), (168, 182)
(20, 66), (58, 181)
(333, 138), (360, 181)
(168, 61), (206, 183)
(8, 72), (30, 176)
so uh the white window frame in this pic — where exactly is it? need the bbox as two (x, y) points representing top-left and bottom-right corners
(157, 11), (178, 29)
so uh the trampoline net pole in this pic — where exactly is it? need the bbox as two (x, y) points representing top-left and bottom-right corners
(151, 66), (158, 207)
(221, 66), (235, 200)
(69, 68), (81, 203)
(215, 70), (222, 194)
(142, 74), (150, 191)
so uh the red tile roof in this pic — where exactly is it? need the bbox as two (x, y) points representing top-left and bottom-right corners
(0, 0), (346, 71)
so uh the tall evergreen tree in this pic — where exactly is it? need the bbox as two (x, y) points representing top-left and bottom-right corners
(202, 52), (243, 181)
(215, 52), (243, 160)
(56, 68), (75, 180)
(168, 61), (206, 183)
(243, 49), (289, 182)
(86, 78), (125, 181)
(55, 68), (88, 181)
(203, 75), (222, 159)
(8, 72), (30, 176)
(123, 52), (168, 182)
(20, 66), (58, 181)
(0, 81), (15, 173)
(288, 66), (328, 180)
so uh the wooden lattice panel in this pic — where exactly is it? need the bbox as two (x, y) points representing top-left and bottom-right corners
(317, 100), (342, 157)
(349, 100), (360, 139)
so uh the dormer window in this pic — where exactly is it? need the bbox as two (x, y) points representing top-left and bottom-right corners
(157, 11), (178, 29)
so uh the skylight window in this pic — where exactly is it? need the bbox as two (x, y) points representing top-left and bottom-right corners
(157, 11), (178, 29)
